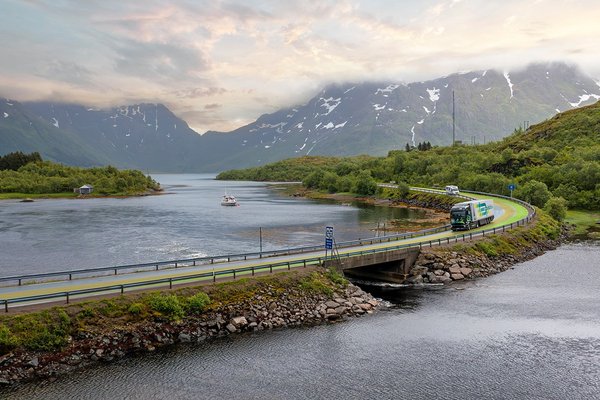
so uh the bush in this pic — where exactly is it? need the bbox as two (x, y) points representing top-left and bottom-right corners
(147, 294), (185, 320)
(544, 197), (568, 221)
(186, 292), (211, 313)
(0, 325), (18, 354)
(128, 302), (145, 315)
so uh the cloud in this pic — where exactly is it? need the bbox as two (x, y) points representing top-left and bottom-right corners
(35, 60), (95, 86)
(2, 0), (600, 135)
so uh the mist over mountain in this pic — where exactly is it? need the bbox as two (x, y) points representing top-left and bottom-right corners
(1, 62), (598, 172)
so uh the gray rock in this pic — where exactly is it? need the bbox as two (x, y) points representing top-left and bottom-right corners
(178, 333), (192, 343)
(451, 273), (465, 280)
(225, 324), (237, 333)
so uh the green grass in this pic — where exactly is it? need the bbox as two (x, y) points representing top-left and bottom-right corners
(565, 210), (600, 237)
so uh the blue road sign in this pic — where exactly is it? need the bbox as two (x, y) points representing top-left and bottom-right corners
(508, 184), (516, 191)
(325, 238), (333, 249)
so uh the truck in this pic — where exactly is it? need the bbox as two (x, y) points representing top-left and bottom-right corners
(445, 185), (460, 195)
(450, 199), (495, 231)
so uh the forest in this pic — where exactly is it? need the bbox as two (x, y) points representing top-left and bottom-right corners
(217, 101), (600, 211)
(0, 152), (160, 196)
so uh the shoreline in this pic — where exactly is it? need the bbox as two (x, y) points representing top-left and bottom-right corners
(0, 186), (572, 388)
(0, 189), (167, 202)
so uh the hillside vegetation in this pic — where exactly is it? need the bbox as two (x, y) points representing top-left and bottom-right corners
(0, 152), (160, 197)
(218, 101), (600, 210)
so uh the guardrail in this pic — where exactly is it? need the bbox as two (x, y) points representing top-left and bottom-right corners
(0, 189), (536, 311)
(0, 223), (454, 288)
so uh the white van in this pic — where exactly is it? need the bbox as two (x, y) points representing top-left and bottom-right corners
(445, 185), (460, 195)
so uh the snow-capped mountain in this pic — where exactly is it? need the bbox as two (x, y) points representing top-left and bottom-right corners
(3, 62), (599, 172)
(22, 102), (205, 171)
(202, 62), (600, 169)
(0, 98), (109, 166)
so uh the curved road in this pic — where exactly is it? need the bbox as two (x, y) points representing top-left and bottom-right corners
(0, 190), (531, 309)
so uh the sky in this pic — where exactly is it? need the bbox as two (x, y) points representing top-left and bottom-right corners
(1, 0), (600, 133)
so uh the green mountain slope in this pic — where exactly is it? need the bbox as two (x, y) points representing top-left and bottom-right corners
(0, 99), (109, 166)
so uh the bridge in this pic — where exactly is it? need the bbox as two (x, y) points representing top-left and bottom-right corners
(0, 189), (535, 311)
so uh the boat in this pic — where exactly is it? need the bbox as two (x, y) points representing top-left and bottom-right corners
(221, 194), (238, 206)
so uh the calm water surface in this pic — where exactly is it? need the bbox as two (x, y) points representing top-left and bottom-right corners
(3, 242), (599, 399)
(0, 174), (428, 276)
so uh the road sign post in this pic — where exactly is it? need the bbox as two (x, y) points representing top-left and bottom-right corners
(325, 226), (334, 262)
(508, 184), (516, 198)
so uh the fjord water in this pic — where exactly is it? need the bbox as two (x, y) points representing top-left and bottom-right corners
(0, 174), (429, 276)
(4, 242), (599, 399)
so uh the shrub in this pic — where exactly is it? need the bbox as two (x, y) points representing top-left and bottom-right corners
(186, 292), (211, 313)
(128, 302), (145, 316)
(147, 294), (185, 320)
(0, 325), (18, 354)
(325, 268), (348, 286)
(544, 197), (568, 222)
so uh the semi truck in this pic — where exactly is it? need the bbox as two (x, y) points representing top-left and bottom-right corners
(450, 199), (495, 231)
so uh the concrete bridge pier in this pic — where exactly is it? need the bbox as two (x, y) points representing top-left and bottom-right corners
(324, 248), (420, 284)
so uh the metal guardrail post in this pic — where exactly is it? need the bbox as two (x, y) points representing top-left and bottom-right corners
(169, 278), (172, 289)
(121, 285), (124, 294)
(66, 292), (69, 304)
(18, 279), (21, 286)
(4, 300), (7, 313)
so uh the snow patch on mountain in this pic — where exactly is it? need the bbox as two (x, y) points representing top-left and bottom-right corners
(3, 112), (8, 118)
(320, 97), (341, 115)
(503, 72), (514, 99)
(344, 86), (355, 94)
(568, 93), (600, 107)
(376, 84), (400, 94)
(52, 118), (59, 128)
(423, 106), (430, 114)
(426, 88), (440, 102)
(373, 104), (386, 111)
(410, 126), (416, 147)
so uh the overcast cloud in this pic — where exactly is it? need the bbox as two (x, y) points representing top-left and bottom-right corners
(1, 0), (599, 133)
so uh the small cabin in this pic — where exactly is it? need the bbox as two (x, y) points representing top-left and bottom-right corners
(74, 184), (94, 195)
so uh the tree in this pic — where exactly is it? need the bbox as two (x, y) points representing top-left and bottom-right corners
(544, 197), (568, 221)
(514, 180), (551, 207)
(354, 170), (377, 195)
(395, 181), (410, 198)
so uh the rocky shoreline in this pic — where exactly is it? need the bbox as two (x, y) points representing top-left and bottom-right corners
(406, 229), (568, 284)
(0, 279), (378, 387)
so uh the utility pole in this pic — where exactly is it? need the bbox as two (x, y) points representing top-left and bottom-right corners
(452, 90), (456, 146)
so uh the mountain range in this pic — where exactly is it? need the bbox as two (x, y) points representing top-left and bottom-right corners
(1, 62), (598, 172)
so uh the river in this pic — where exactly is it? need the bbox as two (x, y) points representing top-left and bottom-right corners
(0, 174), (431, 277)
(3, 242), (599, 399)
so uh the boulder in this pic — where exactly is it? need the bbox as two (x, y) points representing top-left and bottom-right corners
(230, 316), (248, 328)
(460, 267), (473, 277)
(451, 273), (465, 280)
(449, 266), (461, 275)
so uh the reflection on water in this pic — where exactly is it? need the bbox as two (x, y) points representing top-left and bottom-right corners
(0, 174), (432, 276)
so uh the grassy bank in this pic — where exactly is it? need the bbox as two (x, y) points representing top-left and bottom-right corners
(0, 268), (346, 356)
(565, 210), (600, 239)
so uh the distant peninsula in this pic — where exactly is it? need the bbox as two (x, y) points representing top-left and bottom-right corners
(0, 151), (161, 200)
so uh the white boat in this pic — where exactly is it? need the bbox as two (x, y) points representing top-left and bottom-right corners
(221, 194), (238, 206)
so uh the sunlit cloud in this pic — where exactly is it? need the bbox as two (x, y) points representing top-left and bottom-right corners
(1, 0), (599, 133)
